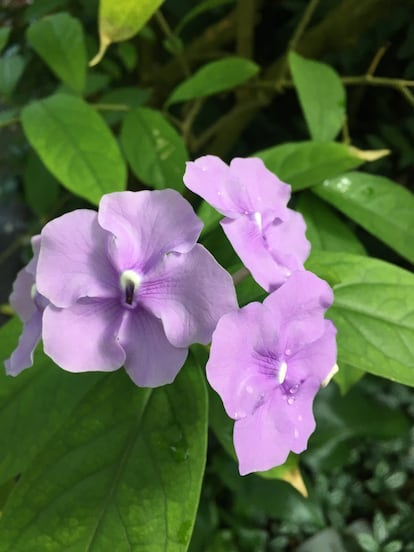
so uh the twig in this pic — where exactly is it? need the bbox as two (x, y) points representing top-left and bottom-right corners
(399, 86), (414, 109)
(181, 98), (204, 148)
(154, 10), (191, 78)
(288, 0), (321, 54)
(236, 0), (256, 59)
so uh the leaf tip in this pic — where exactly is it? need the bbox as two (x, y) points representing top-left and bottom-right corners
(350, 146), (391, 162)
(89, 34), (111, 67)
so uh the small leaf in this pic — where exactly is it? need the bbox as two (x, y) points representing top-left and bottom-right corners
(90, 0), (164, 66)
(313, 172), (414, 263)
(174, 0), (235, 36)
(27, 12), (87, 93)
(167, 57), (259, 105)
(0, 54), (25, 97)
(0, 362), (207, 551)
(306, 251), (414, 386)
(289, 51), (346, 141)
(0, 28), (11, 54)
(121, 107), (188, 191)
(296, 191), (366, 254)
(306, 383), (409, 470)
(254, 141), (364, 191)
(21, 93), (126, 205)
(100, 86), (151, 126)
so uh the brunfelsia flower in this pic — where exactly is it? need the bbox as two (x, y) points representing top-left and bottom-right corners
(183, 156), (310, 291)
(5, 236), (48, 376)
(34, 189), (237, 387)
(206, 270), (337, 475)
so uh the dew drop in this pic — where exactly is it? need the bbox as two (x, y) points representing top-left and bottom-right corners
(294, 429), (299, 438)
(287, 396), (295, 405)
(285, 349), (292, 356)
(289, 385), (299, 394)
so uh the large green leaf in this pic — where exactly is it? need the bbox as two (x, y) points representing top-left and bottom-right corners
(313, 172), (414, 263)
(121, 107), (188, 191)
(167, 57), (259, 105)
(91, 0), (164, 66)
(296, 191), (366, 254)
(306, 252), (414, 386)
(254, 141), (364, 191)
(21, 93), (126, 205)
(0, 360), (207, 551)
(288, 52), (346, 141)
(27, 12), (86, 93)
(0, 54), (25, 97)
(0, 318), (103, 486)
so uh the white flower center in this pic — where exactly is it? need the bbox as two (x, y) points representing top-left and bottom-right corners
(120, 270), (142, 306)
(278, 360), (288, 384)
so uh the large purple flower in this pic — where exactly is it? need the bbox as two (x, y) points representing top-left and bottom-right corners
(183, 156), (310, 291)
(35, 189), (237, 387)
(206, 271), (337, 475)
(5, 236), (48, 376)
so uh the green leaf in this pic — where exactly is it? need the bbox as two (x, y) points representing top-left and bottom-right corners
(288, 51), (346, 141)
(175, 0), (234, 36)
(198, 200), (222, 237)
(0, 28), (11, 54)
(21, 93), (126, 205)
(0, 318), (103, 486)
(296, 191), (366, 254)
(0, 361), (207, 551)
(90, 0), (164, 66)
(23, 152), (60, 217)
(167, 57), (259, 105)
(254, 141), (364, 191)
(100, 86), (151, 126)
(333, 363), (365, 395)
(305, 383), (410, 470)
(306, 252), (414, 386)
(0, 54), (25, 97)
(313, 172), (414, 264)
(27, 12), (87, 93)
(121, 107), (188, 191)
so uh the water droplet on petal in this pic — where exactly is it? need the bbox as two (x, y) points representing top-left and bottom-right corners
(287, 396), (295, 405)
(285, 349), (292, 356)
(294, 429), (299, 438)
(289, 385), (299, 394)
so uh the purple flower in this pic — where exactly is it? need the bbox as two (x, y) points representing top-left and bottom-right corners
(183, 156), (310, 291)
(35, 189), (237, 387)
(5, 236), (48, 376)
(206, 271), (337, 475)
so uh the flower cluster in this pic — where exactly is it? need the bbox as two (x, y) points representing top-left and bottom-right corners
(6, 156), (337, 475)
(184, 156), (337, 474)
(5, 189), (237, 387)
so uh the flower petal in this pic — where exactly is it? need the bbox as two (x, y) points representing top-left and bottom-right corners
(206, 302), (280, 420)
(264, 271), (334, 353)
(140, 244), (237, 347)
(287, 320), (337, 383)
(4, 311), (42, 376)
(98, 190), (202, 273)
(221, 216), (293, 291)
(42, 299), (125, 373)
(37, 210), (118, 308)
(9, 264), (36, 322)
(184, 156), (290, 220)
(118, 308), (188, 388)
(234, 379), (318, 475)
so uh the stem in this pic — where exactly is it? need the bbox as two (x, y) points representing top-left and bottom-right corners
(93, 103), (130, 112)
(155, 10), (191, 78)
(399, 86), (414, 109)
(181, 98), (204, 148)
(288, 0), (321, 54)
(246, 75), (414, 91)
(236, 0), (256, 59)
